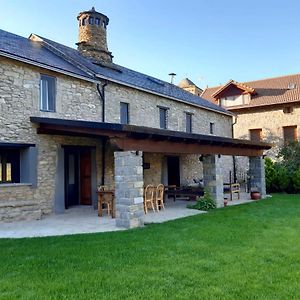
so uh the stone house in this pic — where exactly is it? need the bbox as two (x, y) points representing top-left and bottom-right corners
(0, 7), (270, 227)
(201, 76), (300, 181)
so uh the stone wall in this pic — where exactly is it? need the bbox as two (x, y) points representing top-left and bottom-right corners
(233, 105), (300, 180)
(234, 105), (300, 158)
(105, 83), (233, 137)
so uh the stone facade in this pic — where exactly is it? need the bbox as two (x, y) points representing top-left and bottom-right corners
(232, 105), (300, 182)
(105, 83), (232, 137)
(0, 53), (233, 223)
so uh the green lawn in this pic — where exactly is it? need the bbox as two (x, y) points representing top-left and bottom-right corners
(1, 194), (300, 299)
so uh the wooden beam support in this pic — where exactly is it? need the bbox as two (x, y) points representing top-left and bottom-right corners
(110, 137), (263, 157)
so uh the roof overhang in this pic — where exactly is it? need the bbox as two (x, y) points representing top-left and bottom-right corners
(30, 117), (272, 157)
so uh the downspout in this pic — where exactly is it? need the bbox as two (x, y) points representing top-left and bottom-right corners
(232, 115), (238, 183)
(97, 81), (108, 186)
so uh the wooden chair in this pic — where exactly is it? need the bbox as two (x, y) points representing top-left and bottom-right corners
(97, 185), (114, 217)
(155, 184), (165, 211)
(144, 185), (156, 214)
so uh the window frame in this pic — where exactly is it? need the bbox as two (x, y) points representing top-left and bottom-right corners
(249, 128), (262, 142)
(185, 112), (193, 133)
(120, 102), (130, 125)
(209, 122), (215, 134)
(283, 125), (297, 143)
(40, 74), (56, 112)
(158, 106), (168, 129)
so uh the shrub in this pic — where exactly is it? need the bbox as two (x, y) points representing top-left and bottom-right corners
(265, 141), (300, 193)
(187, 188), (216, 211)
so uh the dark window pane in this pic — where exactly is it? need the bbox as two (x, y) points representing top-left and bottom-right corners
(40, 75), (56, 112)
(159, 108), (167, 129)
(120, 102), (129, 124)
(0, 150), (20, 183)
(186, 113), (192, 133)
(89, 17), (94, 25)
(210, 122), (214, 134)
(95, 18), (100, 25)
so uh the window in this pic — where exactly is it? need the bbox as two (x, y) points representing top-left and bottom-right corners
(40, 75), (56, 112)
(249, 129), (262, 142)
(283, 107), (293, 114)
(283, 126), (297, 143)
(82, 18), (87, 26)
(120, 102), (129, 124)
(95, 18), (100, 25)
(210, 122), (215, 134)
(0, 150), (20, 183)
(89, 17), (94, 25)
(185, 113), (192, 133)
(159, 107), (168, 129)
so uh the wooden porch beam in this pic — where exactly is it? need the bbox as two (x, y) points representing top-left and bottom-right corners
(110, 137), (264, 157)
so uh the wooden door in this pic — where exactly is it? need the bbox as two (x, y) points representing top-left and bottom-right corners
(80, 149), (92, 205)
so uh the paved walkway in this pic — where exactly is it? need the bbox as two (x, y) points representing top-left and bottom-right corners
(0, 201), (205, 239)
(0, 206), (123, 239)
(0, 195), (260, 239)
(144, 200), (206, 224)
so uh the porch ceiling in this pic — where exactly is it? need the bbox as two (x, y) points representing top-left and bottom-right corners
(30, 117), (272, 157)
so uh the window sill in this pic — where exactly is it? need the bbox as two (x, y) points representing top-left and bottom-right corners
(0, 183), (33, 188)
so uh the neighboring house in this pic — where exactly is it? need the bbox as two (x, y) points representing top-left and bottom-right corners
(0, 7), (270, 227)
(178, 78), (203, 97)
(201, 76), (300, 180)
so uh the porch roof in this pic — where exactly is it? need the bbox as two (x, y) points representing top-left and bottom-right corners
(30, 117), (272, 156)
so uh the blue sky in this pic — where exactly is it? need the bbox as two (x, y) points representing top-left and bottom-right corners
(1, 0), (300, 88)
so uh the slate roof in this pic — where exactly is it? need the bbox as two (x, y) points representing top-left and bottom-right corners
(0, 29), (93, 80)
(201, 74), (300, 110)
(0, 28), (231, 116)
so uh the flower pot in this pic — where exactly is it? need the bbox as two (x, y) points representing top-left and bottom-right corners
(251, 191), (261, 200)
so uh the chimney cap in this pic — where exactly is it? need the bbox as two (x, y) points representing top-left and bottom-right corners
(77, 7), (109, 22)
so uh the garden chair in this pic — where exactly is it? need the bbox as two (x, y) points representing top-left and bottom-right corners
(144, 185), (156, 214)
(155, 184), (165, 211)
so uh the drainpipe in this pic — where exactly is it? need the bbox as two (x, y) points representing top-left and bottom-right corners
(96, 81), (108, 185)
(232, 115), (238, 183)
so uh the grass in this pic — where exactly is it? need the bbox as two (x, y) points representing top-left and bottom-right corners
(1, 194), (300, 299)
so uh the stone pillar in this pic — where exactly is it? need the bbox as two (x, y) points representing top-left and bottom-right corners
(249, 156), (266, 198)
(202, 155), (224, 207)
(114, 151), (144, 228)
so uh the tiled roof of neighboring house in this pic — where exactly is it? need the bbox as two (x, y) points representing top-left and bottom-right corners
(201, 74), (300, 110)
(0, 28), (231, 116)
(0, 29), (93, 80)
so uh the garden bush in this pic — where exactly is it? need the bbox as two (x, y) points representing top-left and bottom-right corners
(265, 142), (300, 193)
(187, 188), (216, 211)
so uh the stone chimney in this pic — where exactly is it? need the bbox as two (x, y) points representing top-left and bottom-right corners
(76, 7), (113, 63)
